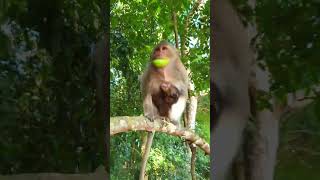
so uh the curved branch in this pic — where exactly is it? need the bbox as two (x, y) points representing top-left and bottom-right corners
(110, 116), (210, 154)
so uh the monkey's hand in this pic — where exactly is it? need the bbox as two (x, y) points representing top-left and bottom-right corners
(145, 114), (167, 122)
(159, 116), (170, 122)
(144, 115), (155, 122)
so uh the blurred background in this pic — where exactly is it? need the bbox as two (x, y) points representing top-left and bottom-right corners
(232, 0), (320, 179)
(0, 0), (106, 174)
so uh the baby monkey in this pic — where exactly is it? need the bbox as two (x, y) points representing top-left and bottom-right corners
(151, 81), (180, 123)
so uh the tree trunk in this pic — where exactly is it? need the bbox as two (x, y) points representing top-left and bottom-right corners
(249, 66), (279, 180)
(246, 0), (280, 177)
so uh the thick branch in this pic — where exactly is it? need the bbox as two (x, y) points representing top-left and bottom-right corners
(110, 116), (210, 154)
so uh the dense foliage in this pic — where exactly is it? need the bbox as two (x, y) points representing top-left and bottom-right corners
(0, 0), (106, 174)
(255, 1), (320, 179)
(234, 0), (320, 179)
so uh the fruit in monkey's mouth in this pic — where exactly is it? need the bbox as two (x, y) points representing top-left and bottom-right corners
(152, 58), (169, 68)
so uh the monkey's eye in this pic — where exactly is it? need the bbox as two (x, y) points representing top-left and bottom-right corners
(161, 46), (168, 51)
(170, 93), (178, 98)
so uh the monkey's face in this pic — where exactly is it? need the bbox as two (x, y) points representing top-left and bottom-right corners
(160, 82), (180, 105)
(151, 42), (178, 62)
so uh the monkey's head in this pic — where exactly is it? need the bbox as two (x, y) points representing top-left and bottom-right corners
(150, 41), (180, 67)
(160, 82), (180, 104)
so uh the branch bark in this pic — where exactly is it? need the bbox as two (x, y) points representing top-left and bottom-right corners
(186, 83), (198, 180)
(249, 41), (279, 180)
(172, 11), (179, 49)
(110, 116), (210, 154)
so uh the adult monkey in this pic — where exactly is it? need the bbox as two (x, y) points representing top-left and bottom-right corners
(141, 40), (189, 125)
(140, 41), (189, 179)
(212, 0), (252, 179)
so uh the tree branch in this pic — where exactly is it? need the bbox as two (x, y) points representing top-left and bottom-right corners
(181, 0), (204, 58)
(110, 116), (210, 154)
(172, 11), (179, 49)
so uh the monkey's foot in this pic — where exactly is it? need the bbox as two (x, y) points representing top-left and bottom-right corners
(144, 115), (154, 122)
(159, 117), (170, 122)
(159, 117), (166, 121)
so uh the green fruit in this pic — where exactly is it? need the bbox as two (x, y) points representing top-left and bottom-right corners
(152, 58), (169, 68)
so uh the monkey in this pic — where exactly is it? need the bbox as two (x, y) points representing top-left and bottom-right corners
(139, 41), (189, 179)
(212, 0), (252, 179)
(141, 40), (189, 125)
(151, 81), (180, 121)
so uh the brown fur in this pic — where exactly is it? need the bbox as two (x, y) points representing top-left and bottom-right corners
(151, 82), (180, 117)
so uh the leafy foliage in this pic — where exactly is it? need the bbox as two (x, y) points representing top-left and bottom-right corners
(235, 0), (320, 178)
(256, 0), (320, 100)
(276, 100), (320, 180)
(0, 0), (105, 174)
